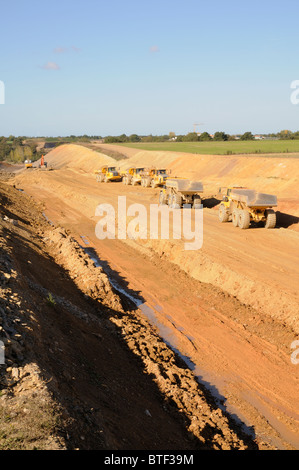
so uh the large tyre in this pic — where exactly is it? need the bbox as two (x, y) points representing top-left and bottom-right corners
(218, 204), (229, 223)
(264, 209), (276, 229)
(97, 174), (104, 183)
(173, 193), (182, 209)
(232, 209), (239, 227)
(193, 195), (201, 209)
(238, 209), (250, 229)
(122, 176), (126, 184)
(151, 179), (157, 188)
(159, 191), (166, 205)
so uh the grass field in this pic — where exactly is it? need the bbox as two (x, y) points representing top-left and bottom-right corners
(119, 140), (299, 156)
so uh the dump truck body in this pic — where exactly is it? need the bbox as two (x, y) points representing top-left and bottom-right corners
(218, 187), (277, 229)
(159, 178), (203, 208)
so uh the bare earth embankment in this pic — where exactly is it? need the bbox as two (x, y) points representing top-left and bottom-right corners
(2, 143), (299, 450)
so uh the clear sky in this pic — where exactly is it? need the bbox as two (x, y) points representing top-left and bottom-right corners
(0, 0), (299, 137)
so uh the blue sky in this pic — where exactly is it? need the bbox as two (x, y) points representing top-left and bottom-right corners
(0, 0), (299, 136)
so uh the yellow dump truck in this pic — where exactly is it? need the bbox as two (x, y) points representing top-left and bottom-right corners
(141, 168), (169, 188)
(95, 166), (122, 183)
(24, 159), (33, 169)
(122, 167), (145, 185)
(159, 178), (203, 208)
(218, 187), (277, 229)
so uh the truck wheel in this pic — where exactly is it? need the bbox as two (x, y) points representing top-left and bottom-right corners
(159, 191), (166, 205)
(264, 210), (276, 229)
(167, 193), (173, 206)
(122, 176), (126, 184)
(104, 176), (109, 183)
(238, 210), (250, 229)
(218, 204), (229, 222)
(232, 209), (239, 227)
(173, 193), (182, 209)
(151, 180), (157, 188)
(193, 196), (201, 209)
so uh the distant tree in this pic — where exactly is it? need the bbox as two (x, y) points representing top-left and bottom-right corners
(129, 134), (140, 142)
(183, 132), (199, 142)
(213, 132), (228, 141)
(277, 130), (294, 140)
(104, 136), (120, 143)
(240, 132), (254, 141)
(198, 132), (212, 141)
(118, 134), (128, 142)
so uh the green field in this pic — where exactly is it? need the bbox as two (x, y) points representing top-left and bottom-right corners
(119, 140), (299, 156)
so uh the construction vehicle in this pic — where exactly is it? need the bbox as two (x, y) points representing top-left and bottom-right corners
(24, 159), (33, 169)
(141, 168), (169, 188)
(159, 178), (203, 208)
(122, 167), (145, 185)
(38, 155), (48, 170)
(95, 165), (122, 183)
(218, 187), (277, 229)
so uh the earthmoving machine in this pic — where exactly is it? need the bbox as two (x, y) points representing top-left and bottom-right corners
(159, 178), (203, 208)
(121, 167), (145, 185)
(24, 159), (33, 169)
(141, 168), (169, 188)
(95, 165), (122, 183)
(218, 187), (277, 229)
(38, 155), (48, 170)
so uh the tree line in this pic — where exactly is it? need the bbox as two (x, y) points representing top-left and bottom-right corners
(0, 136), (42, 163)
(103, 130), (299, 143)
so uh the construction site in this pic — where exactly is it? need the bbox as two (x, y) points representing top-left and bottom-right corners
(0, 142), (298, 451)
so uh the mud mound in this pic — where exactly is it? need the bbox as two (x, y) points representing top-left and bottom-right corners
(118, 149), (299, 219)
(41, 144), (116, 173)
(45, 227), (122, 311)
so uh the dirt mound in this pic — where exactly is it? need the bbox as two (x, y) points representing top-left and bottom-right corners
(45, 144), (299, 221)
(121, 150), (299, 217)
(41, 144), (116, 173)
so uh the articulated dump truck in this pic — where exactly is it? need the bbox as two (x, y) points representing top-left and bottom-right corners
(159, 178), (203, 208)
(141, 168), (169, 188)
(218, 187), (277, 229)
(95, 166), (122, 183)
(121, 167), (145, 185)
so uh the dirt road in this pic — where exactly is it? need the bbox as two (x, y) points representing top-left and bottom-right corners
(13, 168), (299, 450)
